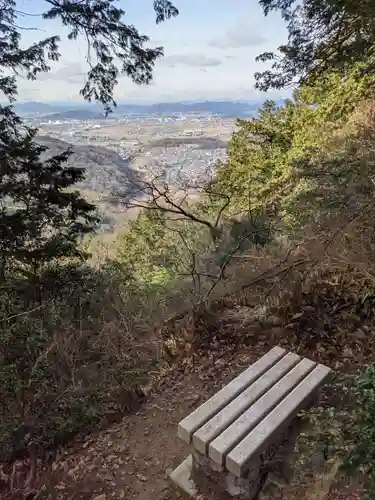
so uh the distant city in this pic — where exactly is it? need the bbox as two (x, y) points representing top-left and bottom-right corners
(12, 99), (266, 232)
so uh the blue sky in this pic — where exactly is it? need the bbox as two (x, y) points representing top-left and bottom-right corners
(16, 0), (289, 103)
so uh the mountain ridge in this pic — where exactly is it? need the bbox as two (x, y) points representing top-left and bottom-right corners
(13, 99), (265, 118)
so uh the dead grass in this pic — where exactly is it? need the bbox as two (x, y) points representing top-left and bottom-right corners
(0, 266), (168, 465)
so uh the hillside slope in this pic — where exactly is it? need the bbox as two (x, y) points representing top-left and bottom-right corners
(36, 135), (140, 196)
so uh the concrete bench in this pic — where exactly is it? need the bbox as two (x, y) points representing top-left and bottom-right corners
(170, 346), (331, 499)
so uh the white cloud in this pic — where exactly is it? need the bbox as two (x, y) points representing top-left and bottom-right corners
(15, 52), (290, 103)
(13, 3), (290, 104)
(38, 62), (86, 84)
(210, 25), (267, 49)
(161, 53), (222, 68)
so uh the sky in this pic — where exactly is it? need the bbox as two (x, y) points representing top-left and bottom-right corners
(15, 0), (289, 104)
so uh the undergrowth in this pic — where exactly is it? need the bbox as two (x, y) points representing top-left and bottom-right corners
(0, 262), (160, 462)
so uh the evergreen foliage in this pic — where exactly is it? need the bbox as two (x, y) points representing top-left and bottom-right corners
(0, 107), (98, 277)
(0, 0), (179, 280)
(256, 0), (375, 90)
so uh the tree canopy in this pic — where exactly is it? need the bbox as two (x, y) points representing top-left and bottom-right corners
(1, 0), (178, 109)
(0, 1), (179, 279)
(256, 0), (375, 91)
(212, 51), (375, 235)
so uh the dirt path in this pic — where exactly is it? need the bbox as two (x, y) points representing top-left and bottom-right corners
(6, 302), (372, 500)
(31, 343), (266, 500)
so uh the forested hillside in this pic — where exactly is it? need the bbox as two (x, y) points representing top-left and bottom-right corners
(36, 135), (140, 194)
(3, 0), (375, 498)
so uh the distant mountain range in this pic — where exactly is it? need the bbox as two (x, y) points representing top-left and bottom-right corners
(13, 100), (263, 119)
(43, 109), (106, 121)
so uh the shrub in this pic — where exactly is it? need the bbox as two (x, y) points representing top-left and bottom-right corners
(0, 262), (156, 462)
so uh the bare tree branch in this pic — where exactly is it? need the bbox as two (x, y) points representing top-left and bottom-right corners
(117, 175), (231, 243)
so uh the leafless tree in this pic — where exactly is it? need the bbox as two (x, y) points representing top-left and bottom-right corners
(115, 174), (230, 244)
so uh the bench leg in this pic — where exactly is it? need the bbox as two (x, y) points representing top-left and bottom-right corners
(192, 450), (264, 500)
(191, 415), (306, 500)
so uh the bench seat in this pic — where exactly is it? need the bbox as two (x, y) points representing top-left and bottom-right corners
(176, 346), (331, 488)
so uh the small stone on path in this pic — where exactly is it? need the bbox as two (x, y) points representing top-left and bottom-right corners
(136, 473), (148, 482)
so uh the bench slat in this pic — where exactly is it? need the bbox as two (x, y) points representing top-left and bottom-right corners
(226, 364), (331, 477)
(177, 346), (286, 443)
(193, 352), (301, 454)
(209, 357), (315, 466)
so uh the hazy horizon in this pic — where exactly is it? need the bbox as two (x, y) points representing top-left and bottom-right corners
(12, 98), (267, 106)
